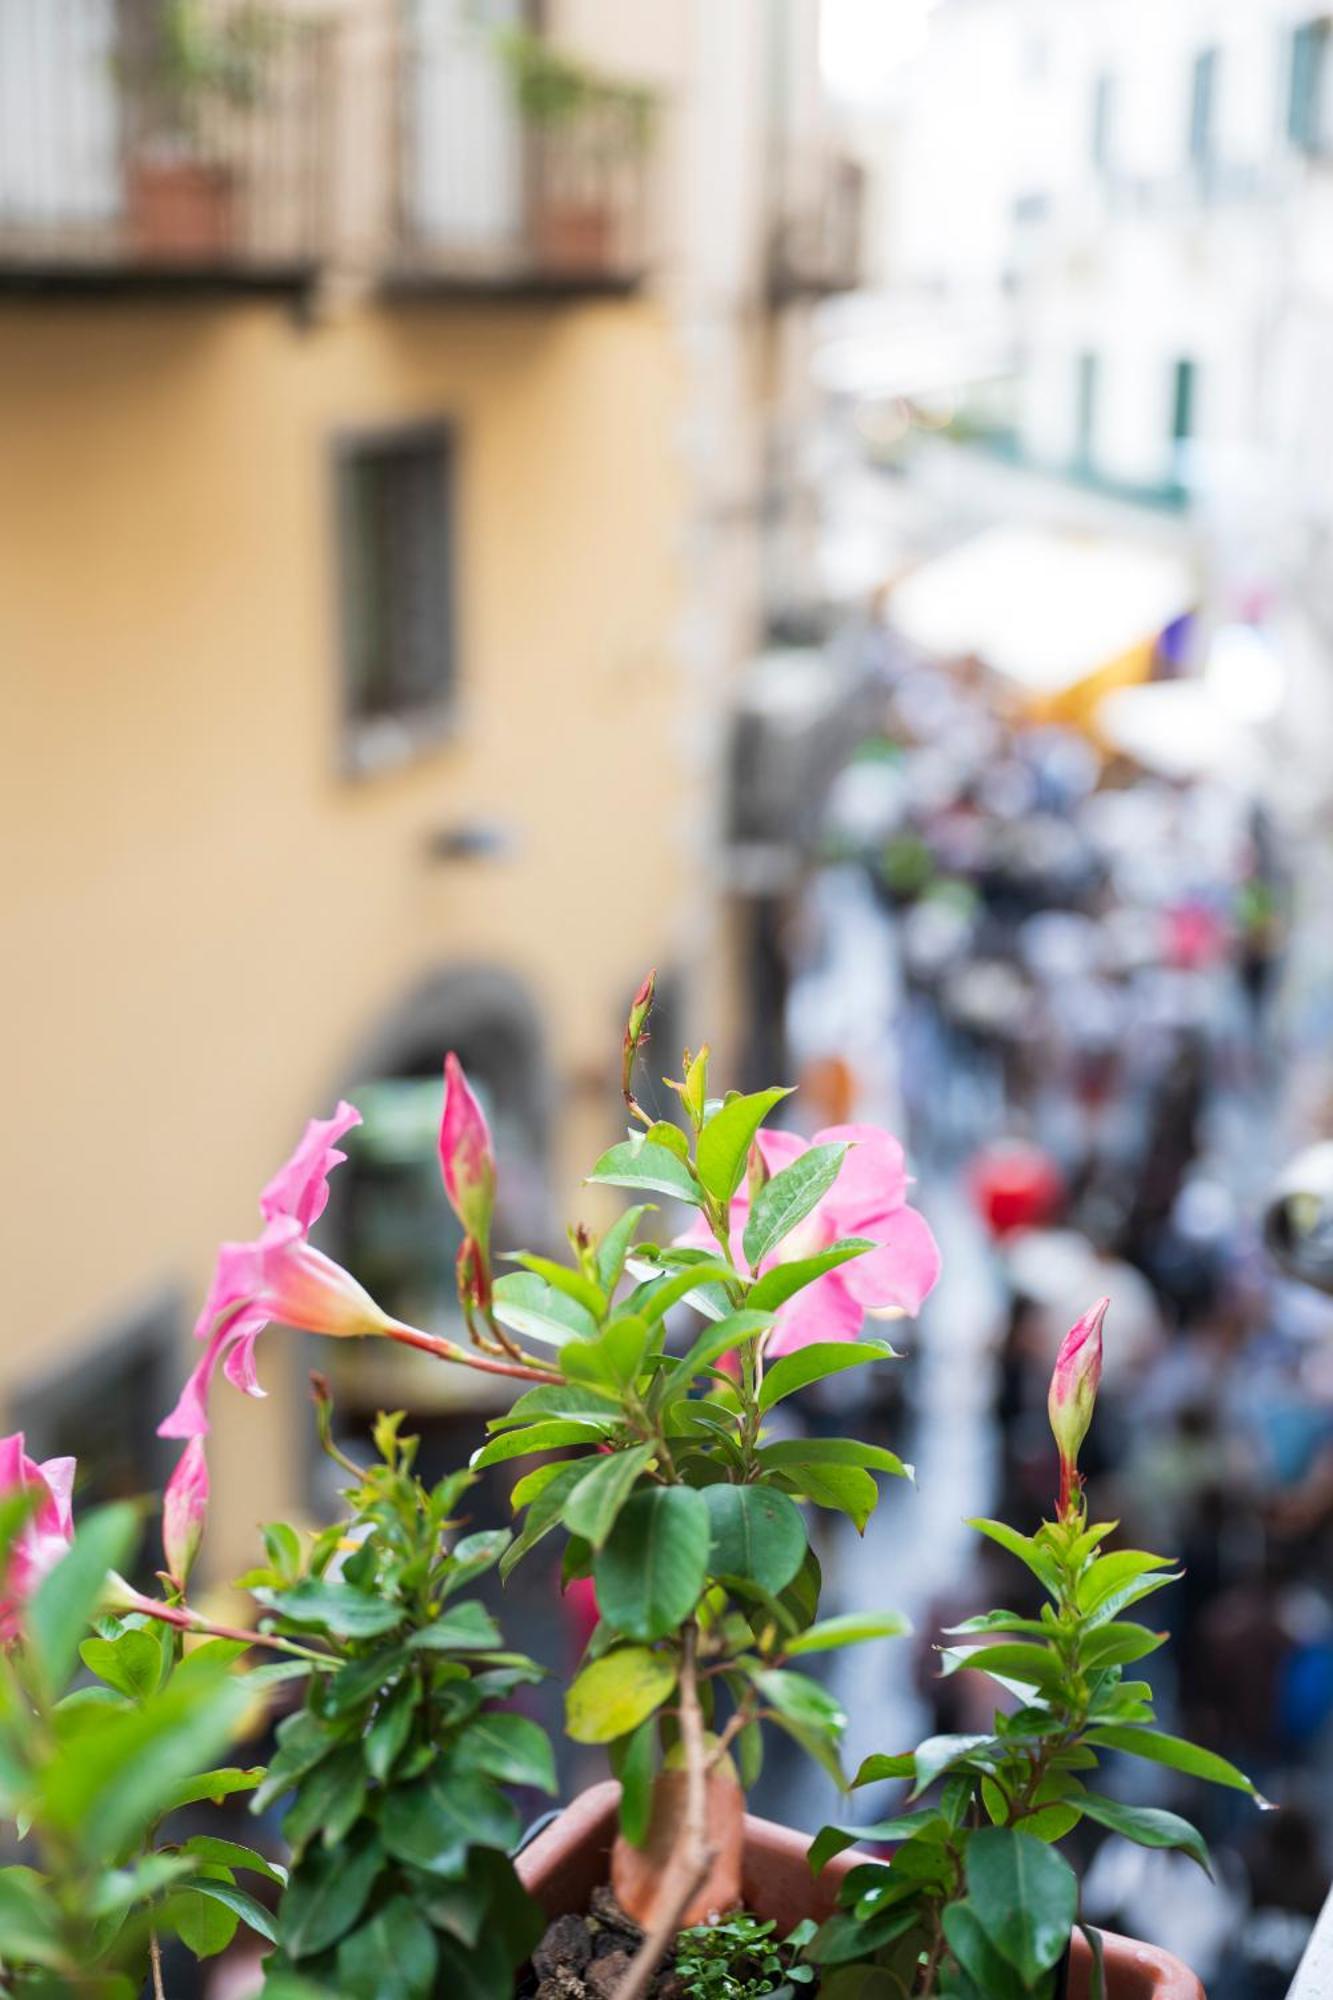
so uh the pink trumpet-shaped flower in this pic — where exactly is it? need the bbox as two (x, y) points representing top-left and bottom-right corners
(162, 1438), (209, 1588)
(159, 1101), (410, 1441)
(1048, 1297), (1109, 1517)
(678, 1123), (941, 1356)
(439, 1054), (496, 1247)
(0, 1435), (76, 1643)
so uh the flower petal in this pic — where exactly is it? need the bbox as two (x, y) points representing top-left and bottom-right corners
(260, 1101), (361, 1232)
(814, 1125), (909, 1225)
(838, 1204), (942, 1315)
(766, 1270), (865, 1356)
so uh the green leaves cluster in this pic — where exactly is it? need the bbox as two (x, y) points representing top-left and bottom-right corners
(250, 1414), (549, 2000)
(803, 1509), (1262, 1997)
(0, 1500), (272, 1996)
(481, 1054), (914, 1839)
(675, 1912), (817, 2000)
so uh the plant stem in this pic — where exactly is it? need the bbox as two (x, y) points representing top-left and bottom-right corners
(385, 1321), (562, 1384)
(614, 1623), (717, 2000)
(125, 1592), (333, 1665)
(149, 1931), (166, 2000)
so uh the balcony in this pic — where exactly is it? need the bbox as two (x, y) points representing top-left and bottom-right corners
(384, 25), (656, 299)
(767, 149), (866, 302)
(0, 6), (658, 302)
(0, 1), (332, 294)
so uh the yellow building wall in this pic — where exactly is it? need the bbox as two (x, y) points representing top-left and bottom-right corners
(0, 292), (721, 1573)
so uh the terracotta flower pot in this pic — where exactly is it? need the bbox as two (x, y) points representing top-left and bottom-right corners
(127, 155), (237, 262)
(516, 1780), (1205, 1999)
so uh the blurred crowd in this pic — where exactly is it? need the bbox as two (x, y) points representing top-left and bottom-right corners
(781, 621), (1333, 1996)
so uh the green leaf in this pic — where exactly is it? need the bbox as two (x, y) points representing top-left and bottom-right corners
(743, 1144), (847, 1269)
(505, 1252), (606, 1319)
(941, 1903), (1032, 2000)
(1082, 1725), (1259, 1795)
(453, 1712), (556, 1794)
(254, 1581), (404, 1638)
(181, 1836), (286, 1885)
(280, 1829), (384, 1959)
(696, 1087), (794, 1201)
(964, 1827), (1077, 1984)
(807, 1807), (942, 1874)
(756, 1438), (911, 1481)
(1076, 1549), (1175, 1616)
(490, 1385), (624, 1431)
(164, 1765), (263, 1811)
(337, 1897), (438, 2000)
(381, 1770), (519, 1875)
(0, 1867), (66, 1969)
(562, 1315), (654, 1390)
(471, 1421), (612, 1471)
(565, 1646), (678, 1744)
(79, 1628), (165, 1703)
(597, 1204), (655, 1290)
(660, 1312), (775, 1396)
(500, 1461), (590, 1581)
(787, 1611), (910, 1656)
(365, 1679), (416, 1781)
(167, 1884), (239, 1958)
(748, 1240), (875, 1313)
(1080, 1623), (1166, 1670)
(703, 1484), (807, 1594)
(1077, 1795), (1212, 1873)
(441, 1528), (511, 1596)
(594, 1486), (711, 1640)
(776, 1461), (880, 1532)
(29, 1503), (138, 1693)
(938, 1643), (1061, 1692)
(907, 1734), (999, 1800)
(589, 1139), (702, 1205)
(851, 1751), (916, 1788)
(407, 1600), (502, 1652)
(632, 1263), (740, 1326)
(612, 1714), (658, 1846)
(966, 1519), (1062, 1595)
(563, 1445), (655, 1550)
(750, 1667), (846, 1741)
(759, 1341), (897, 1413)
(490, 1271), (597, 1347)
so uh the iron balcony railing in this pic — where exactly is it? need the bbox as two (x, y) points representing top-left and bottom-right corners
(0, 0), (334, 282)
(0, 4), (657, 295)
(387, 22), (656, 293)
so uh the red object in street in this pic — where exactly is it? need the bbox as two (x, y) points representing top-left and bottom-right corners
(968, 1139), (1065, 1239)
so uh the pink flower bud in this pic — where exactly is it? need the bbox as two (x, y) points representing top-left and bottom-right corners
(162, 1438), (208, 1588)
(1048, 1297), (1108, 1517)
(439, 1054), (496, 1247)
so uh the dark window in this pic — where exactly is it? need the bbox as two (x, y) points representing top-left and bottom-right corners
(1189, 48), (1220, 164)
(1171, 357), (1197, 446)
(335, 421), (457, 775)
(1288, 19), (1329, 151)
(1090, 71), (1116, 171)
(1074, 351), (1099, 467)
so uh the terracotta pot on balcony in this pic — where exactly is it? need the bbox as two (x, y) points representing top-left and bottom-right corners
(531, 193), (615, 276)
(127, 154), (237, 261)
(516, 1780), (1205, 1999)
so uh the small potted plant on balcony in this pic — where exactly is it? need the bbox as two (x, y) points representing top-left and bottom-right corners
(123, 0), (280, 261)
(497, 28), (656, 277)
(0, 982), (1264, 1996)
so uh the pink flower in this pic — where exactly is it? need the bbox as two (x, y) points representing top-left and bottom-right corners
(680, 1124), (941, 1356)
(439, 1054), (496, 1248)
(162, 1438), (209, 1588)
(1048, 1297), (1108, 1516)
(159, 1103), (408, 1441)
(0, 1435), (76, 1642)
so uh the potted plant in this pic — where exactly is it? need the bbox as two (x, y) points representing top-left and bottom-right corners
(0, 981), (1262, 1995)
(122, 0), (280, 261)
(496, 28), (656, 276)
